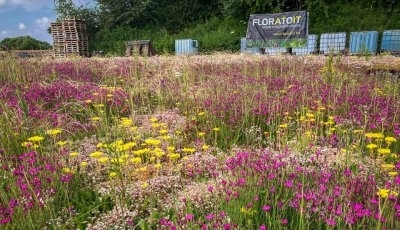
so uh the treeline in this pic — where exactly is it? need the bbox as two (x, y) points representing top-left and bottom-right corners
(54, 0), (400, 55)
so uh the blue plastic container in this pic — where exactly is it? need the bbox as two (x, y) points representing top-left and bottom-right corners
(240, 38), (247, 53)
(319, 32), (347, 54)
(292, 34), (318, 55)
(175, 39), (198, 55)
(381, 30), (400, 52)
(245, 47), (261, 54)
(349, 31), (378, 54)
(265, 47), (286, 55)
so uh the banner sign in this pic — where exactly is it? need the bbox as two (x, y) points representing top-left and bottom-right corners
(246, 11), (308, 48)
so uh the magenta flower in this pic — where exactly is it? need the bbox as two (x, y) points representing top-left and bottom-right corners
(262, 205), (271, 212)
(259, 224), (267, 230)
(206, 213), (214, 221)
(185, 213), (194, 221)
(281, 218), (288, 225)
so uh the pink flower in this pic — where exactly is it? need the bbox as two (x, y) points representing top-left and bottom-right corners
(185, 213), (194, 221)
(259, 224), (267, 230)
(262, 205), (271, 212)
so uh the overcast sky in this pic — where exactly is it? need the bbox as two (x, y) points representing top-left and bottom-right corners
(0, 0), (93, 44)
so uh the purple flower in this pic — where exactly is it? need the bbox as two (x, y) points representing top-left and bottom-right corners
(326, 218), (336, 226)
(208, 186), (213, 192)
(281, 218), (288, 225)
(262, 205), (271, 212)
(259, 224), (267, 230)
(206, 213), (214, 221)
(185, 213), (194, 221)
(284, 180), (293, 188)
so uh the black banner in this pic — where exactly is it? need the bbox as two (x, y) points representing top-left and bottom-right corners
(246, 11), (308, 48)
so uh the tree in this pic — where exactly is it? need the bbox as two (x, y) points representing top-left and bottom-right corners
(0, 36), (52, 50)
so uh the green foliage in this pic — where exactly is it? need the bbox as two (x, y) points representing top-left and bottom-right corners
(51, 0), (400, 54)
(0, 36), (52, 50)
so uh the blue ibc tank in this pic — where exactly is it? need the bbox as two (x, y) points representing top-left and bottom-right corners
(240, 38), (247, 53)
(292, 35), (318, 55)
(264, 47), (287, 55)
(349, 31), (378, 54)
(381, 30), (400, 53)
(175, 39), (198, 55)
(319, 32), (347, 54)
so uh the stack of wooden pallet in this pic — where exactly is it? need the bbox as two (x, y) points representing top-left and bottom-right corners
(51, 18), (89, 58)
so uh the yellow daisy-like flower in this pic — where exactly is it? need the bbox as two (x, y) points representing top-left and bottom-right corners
(377, 189), (398, 198)
(109, 172), (117, 178)
(154, 163), (162, 169)
(46, 129), (62, 136)
(130, 157), (142, 164)
(69, 152), (79, 157)
(167, 146), (175, 152)
(182, 147), (196, 154)
(80, 162), (88, 167)
(21, 141), (33, 148)
(141, 182), (149, 188)
(385, 136), (397, 142)
(198, 132), (206, 137)
(159, 129), (168, 135)
(150, 117), (158, 123)
(27, 136), (44, 143)
(62, 167), (72, 174)
(197, 112), (206, 116)
(89, 151), (103, 158)
(91, 117), (101, 122)
(279, 123), (288, 128)
(202, 144), (209, 151)
(98, 157), (109, 163)
(139, 166), (147, 172)
(381, 164), (395, 171)
(145, 138), (161, 146)
(169, 153), (181, 160)
(111, 158), (124, 164)
(377, 148), (391, 155)
(57, 141), (68, 146)
(353, 129), (363, 134)
(366, 143), (377, 150)
(212, 127), (220, 131)
(389, 171), (398, 177)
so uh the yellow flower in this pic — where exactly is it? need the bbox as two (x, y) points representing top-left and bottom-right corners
(145, 138), (161, 146)
(154, 163), (162, 169)
(89, 151), (103, 158)
(198, 132), (206, 137)
(159, 129), (168, 135)
(377, 189), (398, 198)
(84, 99), (92, 104)
(91, 117), (101, 122)
(389, 171), (398, 177)
(46, 129), (62, 136)
(109, 172), (117, 178)
(353, 129), (363, 134)
(167, 146), (175, 152)
(279, 123), (288, 128)
(150, 117), (158, 123)
(377, 148), (391, 155)
(80, 162), (88, 167)
(62, 167), (73, 174)
(182, 147), (196, 154)
(169, 153), (181, 160)
(202, 144), (209, 151)
(141, 182), (149, 188)
(69, 152), (79, 157)
(27, 136), (44, 143)
(130, 157), (142, 164)
(381, 164), (395, 171)
(98, 157), (109, 163)
(57, 141), (68, 146)
(365, 132), (384, 139)
(139, 166), (147, 172)
(212, 127), (220, 131)
(366, 143), (377, 150)
(21, 142), (33, 148)
(198, 111), (206, 116)
(385, 136), (397, 142)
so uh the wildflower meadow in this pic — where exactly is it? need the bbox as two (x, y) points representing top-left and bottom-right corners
(0, 53), (399, 229)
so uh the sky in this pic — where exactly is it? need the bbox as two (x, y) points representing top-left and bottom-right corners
(0, 0), (93, 44)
